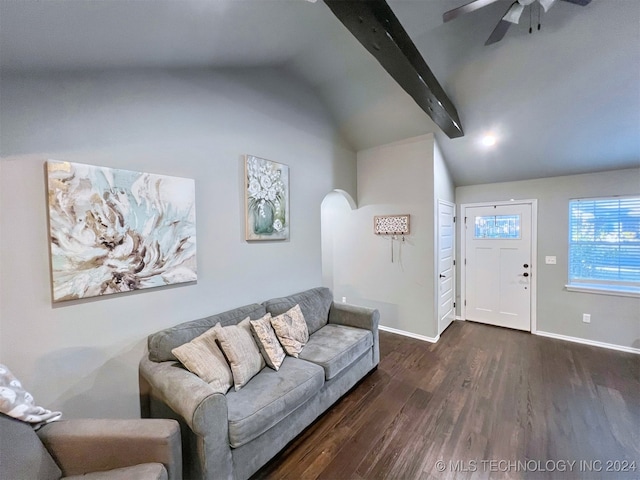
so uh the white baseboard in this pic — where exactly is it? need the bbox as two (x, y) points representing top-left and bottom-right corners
(455, 316), (465, 321)
(379, 325), (440, 343)
(535, 330), (640, 355)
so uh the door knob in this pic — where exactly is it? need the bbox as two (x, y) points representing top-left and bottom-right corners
(439, 274), (446, 278)
(523, 272), (529, 277)
(523, 263), (529, 268)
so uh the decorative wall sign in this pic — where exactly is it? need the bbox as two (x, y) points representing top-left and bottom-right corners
(46, 161), (197, 302)
(374, 214), (410, 235)
(245, 155), (289, 241)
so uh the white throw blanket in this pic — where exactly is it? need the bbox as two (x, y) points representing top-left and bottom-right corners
(0, 363), (62, 429)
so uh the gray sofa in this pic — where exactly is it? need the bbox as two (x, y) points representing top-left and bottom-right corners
(139, 287), (379, 480)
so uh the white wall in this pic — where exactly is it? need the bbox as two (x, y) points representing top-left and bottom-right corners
(433, 141), (455, 205)
(325, 134), (454, 340)
(456, 169), (640, 350)
(0, 67), (356, 418)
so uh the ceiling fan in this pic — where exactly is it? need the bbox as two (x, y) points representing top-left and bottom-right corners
(443, 0), (592, 45)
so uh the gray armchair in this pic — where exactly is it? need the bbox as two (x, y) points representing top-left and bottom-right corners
(0, 413), (182, 480)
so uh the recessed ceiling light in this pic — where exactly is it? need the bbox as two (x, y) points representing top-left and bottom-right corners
(482, 134), (497, 147)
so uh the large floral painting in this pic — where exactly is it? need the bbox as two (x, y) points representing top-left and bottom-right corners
(245, 155), (289, 241)
(46, 161), (197, 302)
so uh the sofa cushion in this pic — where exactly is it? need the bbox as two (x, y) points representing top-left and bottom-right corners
(215, 319), (265, 391)
(171, 326), (233, 394)
(299, 324), (373, 380)
(270, 305), (309, 358)
(148, 304), (267, 362)
(63, 463), (167, 480)
(263, 287), (333, 335)
(0, 413), (62, 480)
(225, 357), (324, 448)
(250, 313), (286, 371)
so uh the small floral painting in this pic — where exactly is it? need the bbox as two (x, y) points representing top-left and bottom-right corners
(46, 161), (197, 302)
(245, 155), (289, 241)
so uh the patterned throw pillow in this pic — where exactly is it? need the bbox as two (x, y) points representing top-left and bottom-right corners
(214, 318), (266, 391)
(250, 313), (286, 371)
(270, 304), (309, 358)
(171, 325), (233, 394)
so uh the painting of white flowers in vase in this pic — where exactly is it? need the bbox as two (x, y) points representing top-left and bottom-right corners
(47, 161), (197, 302)
(245, 155), (289, 241)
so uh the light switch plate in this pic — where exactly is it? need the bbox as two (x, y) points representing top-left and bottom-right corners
(545, 256), (557, 265)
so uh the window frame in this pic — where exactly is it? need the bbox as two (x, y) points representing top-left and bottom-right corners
(566, 195), (640, 298)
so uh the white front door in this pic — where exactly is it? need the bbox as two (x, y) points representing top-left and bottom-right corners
(437, 200), (455, 334)
(464, 203), (532, 331)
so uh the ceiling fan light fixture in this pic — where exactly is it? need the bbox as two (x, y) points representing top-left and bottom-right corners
(503, 3), (525, 24)
(538, 0), (557, 12)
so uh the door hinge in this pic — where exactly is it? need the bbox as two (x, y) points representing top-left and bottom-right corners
(453, 259), (456, 266)
(453, 216), (456, 223)
(464, 258), (467, 265)
(453, 302), (456, 308)
(464, 300), (467, 306)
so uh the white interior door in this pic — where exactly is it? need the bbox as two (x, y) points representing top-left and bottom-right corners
(464, 203), (532, 331)
(437, 200), (455, 334)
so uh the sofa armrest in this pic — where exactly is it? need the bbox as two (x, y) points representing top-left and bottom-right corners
(139, 356), (233, 480)
(139, 357), (227, 434)
(329, 302), (379, 331)
(329, 302), (380, 366)
(37, 418), (181, 480)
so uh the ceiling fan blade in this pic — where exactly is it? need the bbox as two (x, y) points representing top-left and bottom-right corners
(503, 3), (525, 23)
(484, 0), (520, 45)
(560, 0), (591, 5)
(485, 19), (512, 45)
(443, 0), (502, 23)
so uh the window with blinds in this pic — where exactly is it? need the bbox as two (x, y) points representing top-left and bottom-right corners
(568, 196), (640, 296)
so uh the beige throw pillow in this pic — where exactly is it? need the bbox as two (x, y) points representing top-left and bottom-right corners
(270, 304), (309, 358)
(250, 313), (286, 371)
(214, 318), (265, 391)
(171, 326), (233, 394)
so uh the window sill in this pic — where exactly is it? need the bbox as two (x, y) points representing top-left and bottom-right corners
(565, 284), (640, 298)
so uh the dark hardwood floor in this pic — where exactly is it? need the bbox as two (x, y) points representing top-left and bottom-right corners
(253, 321), (640, 479)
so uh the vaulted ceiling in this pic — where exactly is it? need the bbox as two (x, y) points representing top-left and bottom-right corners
(1, 0), (638, 185)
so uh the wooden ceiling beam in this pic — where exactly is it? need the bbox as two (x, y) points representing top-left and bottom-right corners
(324, 0), (464, 139)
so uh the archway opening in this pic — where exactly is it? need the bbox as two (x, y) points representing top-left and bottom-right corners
(320, 189), (356, 292)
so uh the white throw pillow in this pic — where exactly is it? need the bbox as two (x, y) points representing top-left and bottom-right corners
(171, 325), (233, 394)
(214, 318), (265, 391)
(270, 304), (309, 358)
(250, 313), (286, 371)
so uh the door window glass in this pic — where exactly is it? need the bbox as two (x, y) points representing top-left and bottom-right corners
(474, 215), (520, 239)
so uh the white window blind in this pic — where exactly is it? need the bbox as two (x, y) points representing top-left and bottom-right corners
(568, 196), (640, 295)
